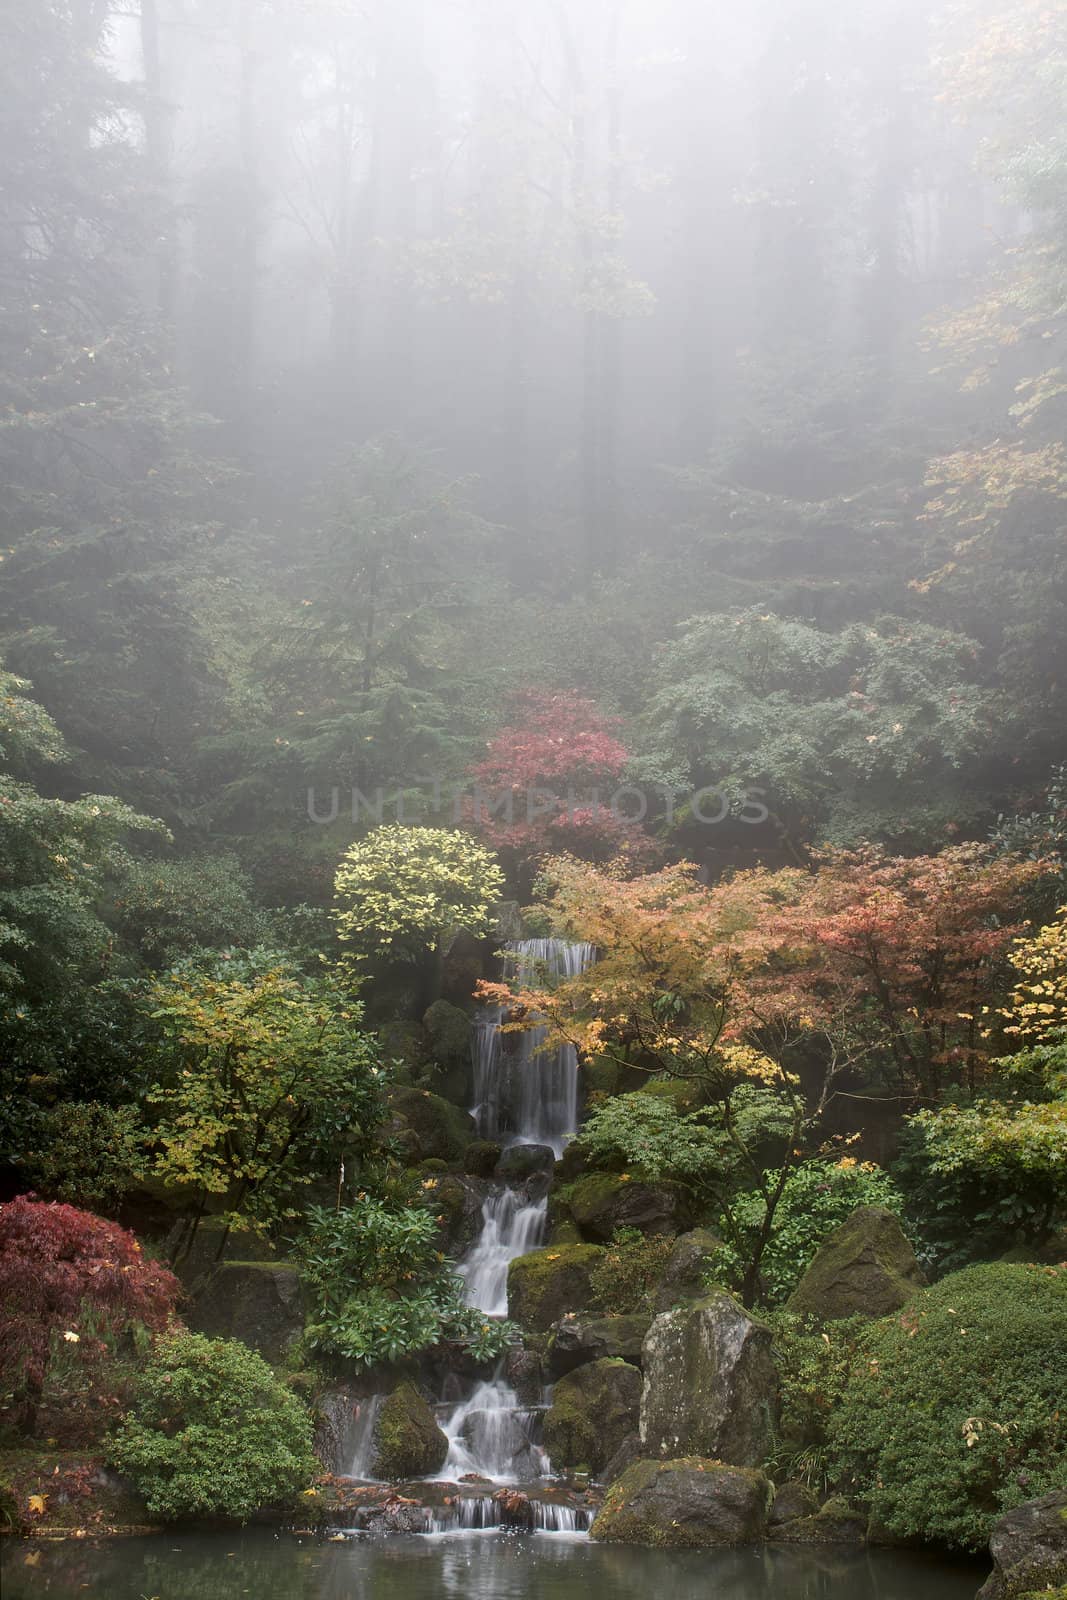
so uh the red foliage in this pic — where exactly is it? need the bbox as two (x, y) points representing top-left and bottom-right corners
(0, 1196), (180, 1392)
(468, 691), (655, 871)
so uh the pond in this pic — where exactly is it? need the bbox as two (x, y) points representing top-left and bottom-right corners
(1, 1528), (985, 1600)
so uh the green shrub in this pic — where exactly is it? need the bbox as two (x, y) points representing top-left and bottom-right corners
(710, 1159), (904, 1306)
(21, 1101), (146, 1208)
(828, 1262), (1067, 1550)
(297, 1201), (514, 1366)
(590, 1227), (675, 1314)
(764, 1310), (867, 1490)
(107, 1332), (317, 1519)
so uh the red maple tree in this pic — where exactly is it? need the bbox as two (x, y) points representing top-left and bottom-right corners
(0, 1196), (181, 1428)
(467, 691), (656, 879)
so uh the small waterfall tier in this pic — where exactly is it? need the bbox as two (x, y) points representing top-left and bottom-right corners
(438, 1371), (549, 1482)
(458, 1187), (546, 1317)
(473, 937), (596, 1158)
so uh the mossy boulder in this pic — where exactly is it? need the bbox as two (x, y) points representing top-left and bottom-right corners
(371, 1383), (448, 1480)
(654, 1227), (721, 1312)
(556, 1172), (688, 1243)
(770, 1495), (868, 1543)
(640, 1293), (779, 1468)
(591, 1457), (772, 1547)
(978, 1493), (1067, 1600)
(546, 1313), (652, 1377)
(463, 1139), (503, 1178)
(786, 1206), (926, 1321)
(423, 1170), (484, 1255)
(543, 1359), (643, 1476)
(507, 1243), (605, 1332)
(496, 1142), (556, 1182)
(184, 1261), (305, 1363)
(768, 1481), (820, 1527)
(423, 999), (472, 1063)
(389, 1087), (475, 1163)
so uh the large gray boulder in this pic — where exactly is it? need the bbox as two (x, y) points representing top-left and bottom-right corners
(591, 1458), (772, 1547)
(786, 1206), (926, 1321)
(556, 1172), (688, 1243)
(546, 1313), (651, 1377)
(640, 1293), (779, 1467)
(543, 1358), (643, 1477)
(977, 1491), (1067, 1599)
(372, 1382), (449, 1480)
(185, 1261), (305, 1362)
(507, 1243), (605, 1332)
(654, 1227), (721, 1312)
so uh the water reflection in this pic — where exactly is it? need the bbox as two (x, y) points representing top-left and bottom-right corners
(0, 1529), (984, 1600)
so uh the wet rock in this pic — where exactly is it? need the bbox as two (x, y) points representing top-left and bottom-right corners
(591, 1457), (772, 1547)
(640, 1293), (779, 1468)
(505, 1346), (545, 1405)
(494, 1487), (535, 1530)
(388, 1087), (475, 1163)
(508, 1243), (605, 1332)
(601, 1433), (642, 1485)
(463, 1139), (503, 1178)
(496, 1143), (556, 1181)
(372, 1383), (449, 1480)
(786, 1206), (926, 1322)
(185, 1261), (304, 1363)
(543, 1358), (643, 1477)
(654, 1228), (721, 1312)
(546, 1313), (651, 1377)
(977, 1491), (1067, 1599)
(770, 1495), (867, 1543)
(423, 999), (473, 1065)
(557, 1172), (688, 1243)
(768, 1480), (820, 1527)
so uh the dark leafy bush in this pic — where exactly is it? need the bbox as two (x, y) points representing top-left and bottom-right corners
(828, 1262), (1067, 1550)
(0, 1196), (179, 1401)
(710, 1159), (905, 1305)
(107, 1331), (317, 1519)
(21, 1102), (146, 1208)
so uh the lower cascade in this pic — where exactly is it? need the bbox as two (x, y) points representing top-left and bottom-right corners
(438, 1372), (549, 1482)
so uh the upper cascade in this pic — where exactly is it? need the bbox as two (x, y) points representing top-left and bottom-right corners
(472, 937), (596, 1157)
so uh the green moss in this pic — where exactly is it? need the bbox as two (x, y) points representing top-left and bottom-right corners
(591, 1457), (772, 1548)
(543, 1358), (642, 1476)
(507, 1243), (605, 1331)
(390, 1088), (474, 1163)
(372, 1382), (448, 1480)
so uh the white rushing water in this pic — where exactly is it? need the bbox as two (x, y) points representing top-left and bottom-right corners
(441, 940), (597, 1485)
(458, 1186), (547, 1317)
(438, 1372), (549, 1483)
(345, 1393), (384, 1479)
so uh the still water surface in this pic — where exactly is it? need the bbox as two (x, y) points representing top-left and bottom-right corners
(0, 1528), (985, 1600)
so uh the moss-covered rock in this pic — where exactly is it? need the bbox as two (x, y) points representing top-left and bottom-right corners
(371, 1383), (448, 1480)
(786, 1206), (926, 1321)
(508, 1243), (605, 1332)
(389, 1087), (475, 1163)
(978, 1493), (1067, 1600)
(770, 1495), (868, 1543)
(496, 1142), (556, 1181)
(556, 1172), (688, 1243)
(590, 1457), (772, 1547)
(185, 1261), (305, 1363)
(423, 1170), (484, 1255)
(463, 1139), (503, 1178)
(547, 1313), (652, 1377)
(423, 999), (472, 1063)
(654, 1227), (722, 1312)
(543, 1359), (642, 1476)
(768, 1480), (820, 1527)
(640, 1293), (779, 1468)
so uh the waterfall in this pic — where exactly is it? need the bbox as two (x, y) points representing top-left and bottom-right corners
(438, 1369), (548, 1482)
(472, 938), (597, 1157)
(458, 1187), (547, 1317)
(345, 1393), (385, 1480)
(438, 939), (595, 1488)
